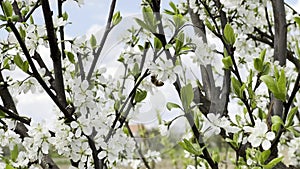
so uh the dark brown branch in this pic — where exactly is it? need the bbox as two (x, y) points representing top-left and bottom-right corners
(58, 0), (66, 59)
(24, 0), (41, 22)
(41, 0), (67, 108)
(12, 0), (24, 22)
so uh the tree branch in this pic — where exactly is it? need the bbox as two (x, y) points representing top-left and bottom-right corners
(41, 0), (67, 108)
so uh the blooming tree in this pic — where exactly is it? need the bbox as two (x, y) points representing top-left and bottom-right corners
(0, 0), (300, 169)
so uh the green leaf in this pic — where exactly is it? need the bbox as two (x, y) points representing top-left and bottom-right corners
(263, 156), (283, 169)
(135, 18), (153, 32)
(286, 126), (300, 137)
(11, 15), (19, 22)
(22, 61), (29, 72)
(259, 150), (271, 164)
(262, 62), (271, 75)
(231, 76), (242, 99)
(271, 115), (283, 133)
(169, 1), (177, 12)
(296, 40), (300, 59)
(112, 11), (122, 26)
(166, 102), (181, 111)
(254, 58), (263, 72)
(135, 89), (147, 103)
(222, 56), (233, 69)
(260, 75), (277, 95)
(131, 63), (140, 78)
(165, 43), (173, 49)
(224, 23), (236, 45)
(179, 139), (203, 155)
(62, 12), (68, 21)
(11, 145), (18, 162)
(65, 51), (75, 64)
(90, 34), (97, 49)
(2, 57), (10, 69)
(154, 37), (162, 50)
(0, 109), (5, 118)
(2, 0), (13, 17)
(5, 164), (15, 169)
(173, 14), (185, 30)
(13, 54), (24, 71)
(205, 18), (215, 32)
(114, 100), (120, 111)
(0, 14), (7, 21)
(180, 84), (194, 111)
(285, 107), (298, 128)
(19, 25), (26, 41)
(260, 49), (267, 61)
(294, 16), (300, 28)
(277, 69), (286, 101)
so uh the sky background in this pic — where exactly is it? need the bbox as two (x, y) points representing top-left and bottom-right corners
(13, 0), (300, 130)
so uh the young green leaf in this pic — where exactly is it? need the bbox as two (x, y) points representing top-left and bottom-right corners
(224, 23), (236, 45)
(112, 11), (122, 26)
(154, 37), (162, 50)
(2, 0), (13, 17)
(166, 102), (181, 111)
(231, 76), (242, 99)
(259, 150), (271, 164)
(65, 51), (76, 64)
(285, 106), (298, 128)
(131, 63), (140, 78)
(271, 115), (284, 133)
(11, 145), (18, 162)
(90, 34), (97, 49)
(205, 18), (215, 32)
(263, 156), (283, 169)
(13, 54), (24, 71)
(277, 69), (286, 101)
(260, 75), (277, 95)
(180, 83), (194, 111)
(254, 58), (263, 72)
(179, 139), (202, 155)
(294, 16), (300, 28)
(135, 90), (147, 103)
(222, 56), (233, 69)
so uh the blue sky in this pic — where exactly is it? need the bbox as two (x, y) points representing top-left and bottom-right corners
(62, 0), (299, 37)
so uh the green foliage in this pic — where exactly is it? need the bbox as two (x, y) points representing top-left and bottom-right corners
(260, 69), (286, 101)
(2, 0), (13, 17)
(65, 51), (76, 64)
(231, 76), (244, 99)
(90, 34), (97, 49)
(179, 138), (204, 155)
(271, 115), (284, 133)
(294, 16), (300, 28)
(285, 106), (297, 128)
(166, 102), (181, 111)
(180, 83), (194, 111)
(262, 156), (284, 169)
(112, 11), (122, 26)
(11, 145), (18, 162)
(13, 54), (29, 73)
(222, 56), (233, 69)
(131, 62), (140, 79)
(224, 23), (236, 45)
(135, 7), (157, 33)
(134, 89), (147, 103)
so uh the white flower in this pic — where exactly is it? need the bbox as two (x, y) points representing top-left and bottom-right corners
(243, 119), (275, 150)
(158, 124), (168, 136)
(53, 17), (67, 28)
